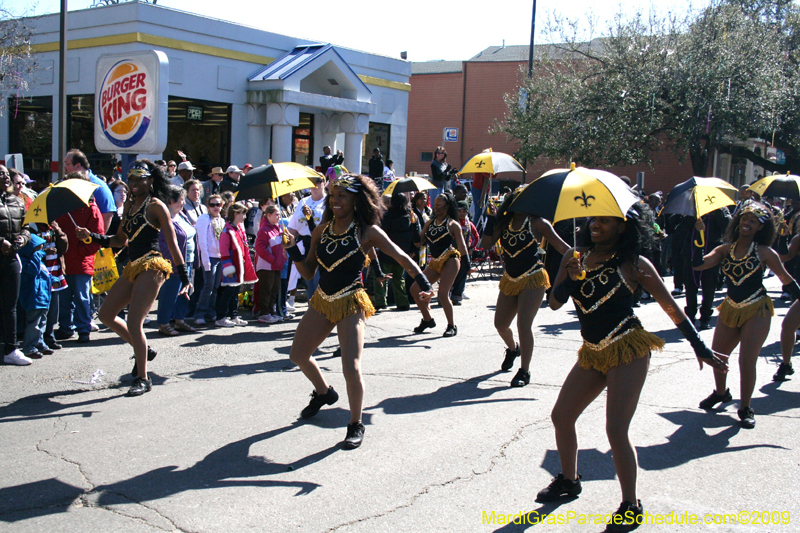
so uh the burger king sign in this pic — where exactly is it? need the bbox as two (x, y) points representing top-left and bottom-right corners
(94, 50), (168, 154)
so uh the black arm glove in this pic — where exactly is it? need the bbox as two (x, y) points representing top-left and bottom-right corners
(551, 276), (581, 304)
(783, 281), (800, 301)
(175, 263), (191, 286)
(415, 273), (433, 293)
(90, 232), (112, 248)
(483, 215), (496, 237)
(676, 319), (714, 360)
(286, 245), (304, 263)
(306, 216), (317, 233)
(371, 261), (386, 279)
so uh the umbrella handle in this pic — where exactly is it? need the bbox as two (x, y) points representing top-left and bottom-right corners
(694, 230), (705, 248)
(68, 213), (93, 244)
(573, 250), (586, 280)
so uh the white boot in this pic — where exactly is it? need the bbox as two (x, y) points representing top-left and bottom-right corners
(286, 295), (296, 312)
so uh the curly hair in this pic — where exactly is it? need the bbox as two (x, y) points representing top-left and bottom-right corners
(576, 202), (658, 268)
(435, 191), (459, 221)
(724, 201), (777, 246)
(129, 159), (170, 204)
(322, 174), (384, 229)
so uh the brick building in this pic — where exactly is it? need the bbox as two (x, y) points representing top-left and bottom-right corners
(407, 45), (766, 195)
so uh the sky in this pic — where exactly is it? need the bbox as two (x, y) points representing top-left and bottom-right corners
(5, 0), (694, 62)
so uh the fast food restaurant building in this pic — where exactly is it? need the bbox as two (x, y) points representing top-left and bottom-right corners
(2, 1), (411, 183)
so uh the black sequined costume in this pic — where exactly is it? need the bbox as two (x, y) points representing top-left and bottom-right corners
(570, 251), (664, 373)
(498, 217), (549, 296)
(310, 220), (375, 323)
(426, 217), (460, 273)
(717, 242), (773, 328)
(120, 197), (172, 282)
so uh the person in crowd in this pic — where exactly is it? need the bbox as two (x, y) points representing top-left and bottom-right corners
(19, 232), (54, 359)
(64, 149), (116, 230)
(156, 185), (198, 336)
(246, 199), (269, 245)
(220, 191), (236, 217)
(255, 204), (287, 323)
(55, 172), (104, 344)
(540, 205), (726, 531)
(182, 179), (207, 226)
(368, 148), (384, 188)
(320, 146), (344, 175)
(166, 160), (177, 179)
(694, 201), (799, 428)
(776, 225), (800, 382)
(288, 178), (327, 302)
(216, 203), (257, 327)
(411, 192), (469, 337)
(450, 200), (479, 305)
(480, 187), (569, 386)
(221, 166), (243, 193)
(373, 190), (421, 311)
(453, 184), (475, 223)
(470, 173), (491, 224)
(37, 221), (69, 352)
(172, 161), (195, 187)
(382, 159), (396, 190)
(193, 194), (225, 326)
(0, 164), (32, 365)
(203, 167), (225, 199)
(76, 160), (190, 396)
(10, 170), (34, 210)
(430, 146), (456, 204)
(282, 173), (433, 449)
(242, 164), (254, 175)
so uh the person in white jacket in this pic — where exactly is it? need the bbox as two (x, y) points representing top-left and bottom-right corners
(193, 194), (225, 325)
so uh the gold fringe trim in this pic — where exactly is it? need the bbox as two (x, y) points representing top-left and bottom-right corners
(718, 295), (774, 328)
(310, 288), (375, 323)
(429, 247), (461, 273)
(578, 326), (664, 374)
(499, 267), (550, 296)
(122, 254), (173, 282)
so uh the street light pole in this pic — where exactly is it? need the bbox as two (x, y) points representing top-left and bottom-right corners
(58, 0), (67, 181)
(522, 0), (537, 184)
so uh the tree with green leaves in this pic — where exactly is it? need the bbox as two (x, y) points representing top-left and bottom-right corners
(0, 4), (36, 117)
(499, 0), (800, 176)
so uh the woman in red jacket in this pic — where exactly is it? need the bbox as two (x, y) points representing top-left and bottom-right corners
(255, 205), (287, 324)
(216, 203), (257, 327)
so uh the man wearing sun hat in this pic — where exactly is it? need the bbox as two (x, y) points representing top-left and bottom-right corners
(221, 165), (243, 193)
(202, 167), (225, 200)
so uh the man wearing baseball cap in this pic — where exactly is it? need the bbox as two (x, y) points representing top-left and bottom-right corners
(242, 164), (254, 174)
(171, 161), (196, 187)
(221, 165), (243, 193)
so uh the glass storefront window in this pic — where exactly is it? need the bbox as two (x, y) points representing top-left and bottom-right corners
(8, 96), (52, 188)
(165, 96), (232, 176)
(68, 94), (116, 180)
(292, 114), (314, 167)
(363, 122), (390, 171)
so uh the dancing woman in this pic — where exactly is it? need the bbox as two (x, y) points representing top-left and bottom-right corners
(694, 201), (800, 427)
(411, 192), (469, 337)
(480, 187), (569, 386)
(775, 226), (800, 382)
(77, 161), (190, 396)
(283, 174), (432, 449)
(540, 206), (726, 530)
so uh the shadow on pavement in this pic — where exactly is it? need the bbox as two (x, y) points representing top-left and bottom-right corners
(0, 389), (117, 424)
(491, 501), (575, 531)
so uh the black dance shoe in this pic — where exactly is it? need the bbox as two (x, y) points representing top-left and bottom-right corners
(536, 473), (582, 502)
(501, 344), (520, 371)
(127, 377), (152, 397)
(343, 422), (365, 449)
(413, 318), (436, 334)
(443, 324), (457, 337)
(300, 386), (339, 419)
(131, 346), (158, 377)
(510, 368), (530, 387)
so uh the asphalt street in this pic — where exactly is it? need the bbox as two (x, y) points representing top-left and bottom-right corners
(0, 271), (798, 532)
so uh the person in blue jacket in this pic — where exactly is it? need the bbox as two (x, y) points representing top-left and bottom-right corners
(19, 233), (56, 360)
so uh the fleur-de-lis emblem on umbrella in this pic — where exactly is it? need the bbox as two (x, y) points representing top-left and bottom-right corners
(704, 195), (716, 205)
(475, 160), (485, 168)
(575, 190), (595, 208)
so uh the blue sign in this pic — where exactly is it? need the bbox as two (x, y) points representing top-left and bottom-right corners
(444, 127), (458, 143)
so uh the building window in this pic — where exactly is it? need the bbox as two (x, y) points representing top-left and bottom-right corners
(166, 96), (231, 175)
(420, 152), (433, 162)
(363, 122), (391, 171)
(8, 96), (53, 188)
(292, 113), (314, 167)
(67, 94), (116, 180)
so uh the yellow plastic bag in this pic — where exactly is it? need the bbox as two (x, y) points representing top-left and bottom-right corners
(91, 248), (119, 294)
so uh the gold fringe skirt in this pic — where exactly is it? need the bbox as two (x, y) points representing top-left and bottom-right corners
(578, 326), (665, 374)
(718, 294), (774, 328)
(310, 287), (376, 324)
(122, 252), (173, 282)
(499, 267), (550, 296)
(429, 247), (461, 273)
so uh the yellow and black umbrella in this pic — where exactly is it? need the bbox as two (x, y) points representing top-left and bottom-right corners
(23, 178), (99, 225)
(458, 149), (524, 175)
(508, 164), (640, 223)
(382, 176), (436, 196)
(236, 162), (324, 200)
(662, 177), (737, 219)
(748, 172), (800, 200)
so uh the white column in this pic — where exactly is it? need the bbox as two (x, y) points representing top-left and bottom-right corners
(344, 132), (363, 174)
(246, 103), (266, 166)
(272, 124), (293, 163)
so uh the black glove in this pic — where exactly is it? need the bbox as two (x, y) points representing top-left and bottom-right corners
(415, 273), (433, 293)
(483, 215), (496, 237)
(552, 276), (581, 304)
(90, 232), (112, 248)
(306, 216), (317, 232)
(783, 281), (800, 300)
(286, 245), (304, 263)
(676, 319), (713, 360)
(175, 263), (190, 286)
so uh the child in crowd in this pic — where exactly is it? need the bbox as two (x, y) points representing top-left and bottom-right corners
(216, 203), (257, 327)
(255, 205), (288, 324)
(19, 233), (56, 359)
(278, 209), (293, 319)
(450, 201), (479, 305)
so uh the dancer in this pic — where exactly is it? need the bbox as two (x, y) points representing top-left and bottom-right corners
(411, 192), (468, 337)
(77, 160), (190, 396)
(540, 206), (726, 531)
(694, 201), (800, 426)
(480, 188), (569, 386)
(283, 174), (432, 449)
(776, 226), (800, 381)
